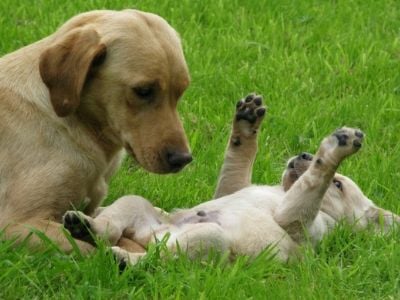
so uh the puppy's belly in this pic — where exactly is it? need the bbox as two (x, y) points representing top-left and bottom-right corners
(172, 210), (221, 226)
(169, 186), (293, 257)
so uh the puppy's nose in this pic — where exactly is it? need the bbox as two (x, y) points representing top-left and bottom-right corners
(167, 151), (193, 172)
(298, 152), (313, 161)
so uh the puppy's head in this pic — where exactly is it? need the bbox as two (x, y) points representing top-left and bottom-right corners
(281, 153), (397, 229)
(281, 152), (313, 192)
(39, 10), (192, 174)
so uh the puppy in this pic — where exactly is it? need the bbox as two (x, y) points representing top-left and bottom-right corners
(0, 10), (192, 253)
(63, 94), (399, 263)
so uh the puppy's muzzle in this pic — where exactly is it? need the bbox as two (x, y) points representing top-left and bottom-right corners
(298, 152), (313, 162)
(287, 152), (313, 169)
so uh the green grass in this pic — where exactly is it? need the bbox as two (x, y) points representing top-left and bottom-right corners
(1, 0), (400, 298)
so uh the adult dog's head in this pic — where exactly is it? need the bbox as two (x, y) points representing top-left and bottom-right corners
(282, 153), (399, 230)
(39, 10), (192, 173)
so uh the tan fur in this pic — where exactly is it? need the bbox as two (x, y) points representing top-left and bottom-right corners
(0, 10), (192, 253)
(64, 95), (399, 265)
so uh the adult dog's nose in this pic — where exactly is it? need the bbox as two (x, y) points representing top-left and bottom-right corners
(167, 151), (193, 172)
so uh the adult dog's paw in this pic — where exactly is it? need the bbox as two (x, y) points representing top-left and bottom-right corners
(231, 93), (267, 144)
(63, 211), (95, 245)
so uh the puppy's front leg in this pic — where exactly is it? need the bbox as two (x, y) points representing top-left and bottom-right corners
(214, 94), (266, 198)
(274, 127), (364, 242)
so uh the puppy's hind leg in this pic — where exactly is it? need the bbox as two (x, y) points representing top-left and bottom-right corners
(63, 210), (119, 245)
(63, 195), (162, 247)
(214, 93), (267, 198)
(274, 127), (364, 242)
(111, 246), (146, 267)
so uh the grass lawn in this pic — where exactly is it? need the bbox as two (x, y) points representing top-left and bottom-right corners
(1, 0), (400, 298)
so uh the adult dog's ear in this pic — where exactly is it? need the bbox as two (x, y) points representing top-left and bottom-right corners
(39, 27), (107, 117)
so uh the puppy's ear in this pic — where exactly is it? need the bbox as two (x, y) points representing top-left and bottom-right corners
(39, 27), (107, 117)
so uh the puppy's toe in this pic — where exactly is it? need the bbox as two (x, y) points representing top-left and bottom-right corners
(255, 107), (266, 117)
(244, 93), (256, 103)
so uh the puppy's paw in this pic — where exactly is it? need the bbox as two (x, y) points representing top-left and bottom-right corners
(320, 127), (364, 163)
(63, 211), (95, 245)
(231, 93), (267, 144)
(112, 246), (145, 269)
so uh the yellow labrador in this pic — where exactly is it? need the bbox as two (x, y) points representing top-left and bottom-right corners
(63, 94), (399, 264)
(0, 10), (192, 253)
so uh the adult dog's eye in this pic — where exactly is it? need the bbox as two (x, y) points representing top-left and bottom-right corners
(133, 86), (155, 99)
(333, 179), (343, 191)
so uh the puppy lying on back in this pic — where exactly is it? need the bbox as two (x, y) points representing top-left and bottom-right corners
(64, 94), (399, 264)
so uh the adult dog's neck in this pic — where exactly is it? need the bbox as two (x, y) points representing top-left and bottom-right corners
(0, 37), (56, 117)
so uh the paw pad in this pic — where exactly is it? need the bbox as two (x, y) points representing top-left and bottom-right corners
(333, 131), (349, 146)
(320, 127), (364, 163)
(63, 211), (95, 245)
(236, 93), (265, 124)
(231, 93), (267, 142)
(333, 127), (364, 149)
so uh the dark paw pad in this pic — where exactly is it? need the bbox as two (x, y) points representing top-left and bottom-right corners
(63, 212), (95, 245)
(118, 259), (128, 272)
(112, 253), (128, 273)
(333, 130), (350, 146)
(235, 93), (265, 124)
(355, 130), (364, 138)
(333, 128), (364, 150)
(353, 139), (362, 148)
(236, 110), (257, 123)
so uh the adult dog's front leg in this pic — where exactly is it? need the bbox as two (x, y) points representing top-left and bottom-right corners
(214, 94), (266, 198)
(274, 127), (364, 242)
